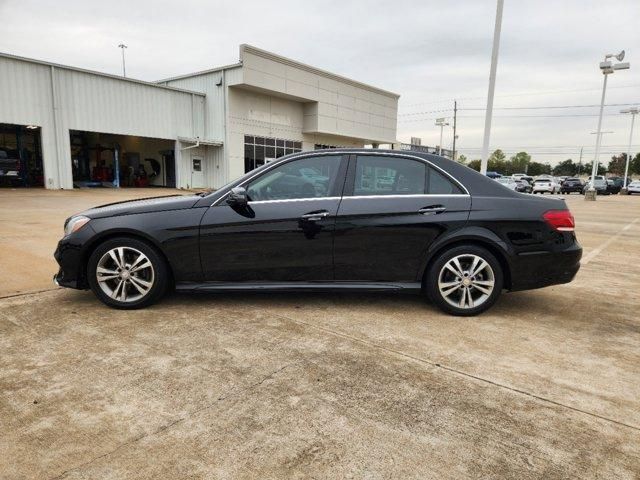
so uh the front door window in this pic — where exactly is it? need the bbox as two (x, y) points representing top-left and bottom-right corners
(245, 155), (343, 201)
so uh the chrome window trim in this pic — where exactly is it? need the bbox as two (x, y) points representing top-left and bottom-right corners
(247, 196), (342, 205)
(211, 150), (470, 206)
(342, 193), (470, 200)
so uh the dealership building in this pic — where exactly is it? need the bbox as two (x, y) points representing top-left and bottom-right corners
(0, 44), (399, 190)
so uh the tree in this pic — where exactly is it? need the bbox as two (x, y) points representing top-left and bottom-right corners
(608, 154), (627, 176)
(632, 152), (640, 175)
(527, 161), (551, 176)
(489, 149), (506, 162)
(457, 154), (468, 165)
(552, 159), (576, 176)
(467, 159), (481, 171)
(509, 151), (531, 174)
(583, 162), (607, 176)
(487, 149), (507, 173)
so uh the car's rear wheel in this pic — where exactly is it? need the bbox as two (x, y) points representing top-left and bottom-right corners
(426, 245), (504, 316)
(87, 237), (169, 309)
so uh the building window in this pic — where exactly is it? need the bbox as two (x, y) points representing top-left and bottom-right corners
(244, 135), (302, 172)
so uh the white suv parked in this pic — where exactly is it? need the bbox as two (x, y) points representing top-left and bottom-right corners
(532, 178), (560, 194)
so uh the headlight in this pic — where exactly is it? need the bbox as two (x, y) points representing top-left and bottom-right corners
(64, 216), (90, 236)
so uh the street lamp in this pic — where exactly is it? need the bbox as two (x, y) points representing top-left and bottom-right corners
(118, 43), (128, 77)
(620, 107), (638, 193)
(586, 50), (630, 201)
(480, 0), (505, 174)
(435, 117), (449, 156)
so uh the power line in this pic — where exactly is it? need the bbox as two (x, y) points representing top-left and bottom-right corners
(463, 102), (640, 111)
(401, 84), (640, 108)
(456, 151), (631, 156)
(458, 144), (640, 149)
(399, 102), (640, 117)
(399, 113), (626, 123)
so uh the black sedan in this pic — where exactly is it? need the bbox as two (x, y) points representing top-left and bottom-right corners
(560, 178), (584, 194)
(54, 149), (582, 316)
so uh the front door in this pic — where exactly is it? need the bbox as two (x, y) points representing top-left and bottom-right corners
(199, 154), (348, 282)
(191, 156), (205, 188)
(333, 154), (471, 282)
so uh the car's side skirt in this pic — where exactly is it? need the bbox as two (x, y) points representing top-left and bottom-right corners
(175, 281), (423, 293)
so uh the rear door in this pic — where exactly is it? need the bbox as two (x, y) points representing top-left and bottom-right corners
(333, 153), (471, 282)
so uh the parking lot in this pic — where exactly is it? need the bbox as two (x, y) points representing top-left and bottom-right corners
(0, 188), (639, 479)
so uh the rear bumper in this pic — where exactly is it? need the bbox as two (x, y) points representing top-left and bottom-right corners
(508, 242), (582, 291)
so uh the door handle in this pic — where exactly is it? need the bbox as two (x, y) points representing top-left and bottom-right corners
(301, 211), (330, 222)
(418, 205), (447, 215)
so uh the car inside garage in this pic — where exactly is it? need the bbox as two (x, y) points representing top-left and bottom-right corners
(69, 130), (176, 188)
(0, 123), (44, 188)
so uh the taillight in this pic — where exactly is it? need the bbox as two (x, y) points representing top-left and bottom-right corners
(543, 210), (575, 232)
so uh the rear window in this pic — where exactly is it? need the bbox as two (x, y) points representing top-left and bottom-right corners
(534, 179), (549, 183)
(428, 167), (463, 194)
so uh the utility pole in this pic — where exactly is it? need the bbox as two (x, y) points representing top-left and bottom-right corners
(578, 146), (583, 175)
(452, 100), (458, 161)
(118, 43), (128, 77)
(586, 50), (629, 200)
(435, 118), (449, 156)
(480, 0), (504, 175)
(621, 107), (638, 193)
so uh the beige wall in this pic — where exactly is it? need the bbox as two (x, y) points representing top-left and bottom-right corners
(235, 45), (398, 145)
(226, 86), (365, 179)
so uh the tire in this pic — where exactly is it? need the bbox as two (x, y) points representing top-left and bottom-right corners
(87, 237), (169, 309)
(425, 245), (504, 316)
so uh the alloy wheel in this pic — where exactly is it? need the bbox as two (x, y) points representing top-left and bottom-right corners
(96, 246), (155, 303)
(437, 254), (495, 310)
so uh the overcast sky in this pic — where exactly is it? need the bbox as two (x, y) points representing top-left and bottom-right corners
(2, 0), (639, 164)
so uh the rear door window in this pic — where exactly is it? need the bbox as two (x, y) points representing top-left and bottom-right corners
(353, 156), (426, 196)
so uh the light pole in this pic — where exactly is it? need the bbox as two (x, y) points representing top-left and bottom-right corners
(480, 0), (504, 175)
(118, 43), (128, 77)
(435, 118), (449, 156)
(586, 50), (630, 201)
(620, 107), (638, 194)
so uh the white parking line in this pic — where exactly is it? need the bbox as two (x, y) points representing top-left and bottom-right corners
(582, 218), (639, 265)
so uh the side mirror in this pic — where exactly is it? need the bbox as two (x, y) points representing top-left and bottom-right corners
(226, 186), (248, 207)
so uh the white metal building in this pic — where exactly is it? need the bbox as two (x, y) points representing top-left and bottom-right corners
(0, 44), (399, 190)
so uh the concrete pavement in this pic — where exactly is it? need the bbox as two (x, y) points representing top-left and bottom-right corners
(0, 189), (638, 479)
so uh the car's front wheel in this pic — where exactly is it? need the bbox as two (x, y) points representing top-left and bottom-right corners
(426, 245), (504, 316)
(87, 237), (169, 309)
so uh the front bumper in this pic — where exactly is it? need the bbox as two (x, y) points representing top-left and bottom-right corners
(53, 227), (95, 290)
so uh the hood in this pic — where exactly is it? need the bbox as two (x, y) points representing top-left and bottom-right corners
(80, 194), (201, 219)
